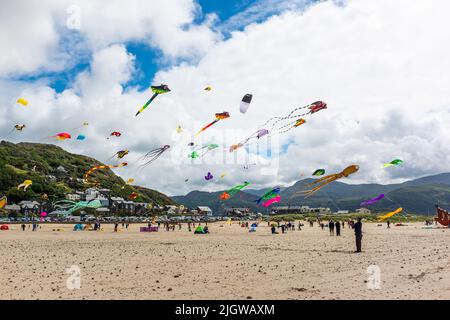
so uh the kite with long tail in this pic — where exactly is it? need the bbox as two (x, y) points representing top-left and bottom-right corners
(301, 165), (359, 198)
(84, 162), (128, 184)
(219, 182), (251, 200)
(195, 112), (230, 136)
(135, 84), (171, 116)
(138, 145), (170, 169)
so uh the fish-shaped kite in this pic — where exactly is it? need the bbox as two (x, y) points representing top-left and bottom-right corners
(262, 195), (281, 207)
(360, 194), (385, 206)
(135, 84), (171, 116)
(195, 112), (230, 136)
(383, 159), (403, 168)
(312, 169), (325, 176)
(378, 208), (403, 221)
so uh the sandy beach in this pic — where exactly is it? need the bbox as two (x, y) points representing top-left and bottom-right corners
(0, 222), (449, 300)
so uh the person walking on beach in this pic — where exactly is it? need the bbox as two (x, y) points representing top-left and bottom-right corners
(21, 224), (26, 231)
(320, 223), (324, 230)
(298, 222), (302, 231)
(352, 217), (363, 253)
(387, 220), (390, 229)
(329, 220), (335, 236)
(335, 221), (341, 236)
(114, 223), (118, 232)
(342, 221), (345, 229)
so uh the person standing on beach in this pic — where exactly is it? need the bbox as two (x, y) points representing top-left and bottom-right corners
(342, 221), (345, 228)
(329, 220), (335, 236)
(352, 217), (363, 253)
(335, 221), (341, 236)
(298, 222), (302, 231)
(320, 223), (324, 230)
(387, 220), (390, 229)
(114, 223), (118, 232)
(21, 224), (26, 231)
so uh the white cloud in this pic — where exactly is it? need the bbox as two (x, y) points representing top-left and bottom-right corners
(1, 0), (450, 197)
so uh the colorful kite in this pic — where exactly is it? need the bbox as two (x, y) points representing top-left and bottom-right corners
(0, 196), (6, 209)
(312, 169), (325, 176)
(13, 124), (26, 131)
(49, 132), (71, 140)
(126, 178), (134, 185)
(110, 150), (129, 159)
(135, 84), (171, 116)
(383, 159), (403, 168)
(129, 192), (138, 200)
(83, 163), (128, 184)
(240, 94), (253, 114)
(204, 86), (212, 91)
(138, 145), (170, 169)
(262, 195), (281, 207)
(219, 182), (250, 200)
(378, 207), (403, 221)
(76, 134), (86, 141)
(188, 144), (219, 159)
(262, 101), (327, 135)
(301, 165), (359, 197)
(360, 194), (385, 206)
(17, 180), (32, 191)
(108, 131), (121, 138)
(205, 172), (213, 181)
(230, 129), (269, 152)
(17, 98), (28, 106)
(195, 112), (230, 136)
(255, 187), (281, 205)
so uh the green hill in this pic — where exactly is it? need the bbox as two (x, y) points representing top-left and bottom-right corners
(0, 141), (175, 206)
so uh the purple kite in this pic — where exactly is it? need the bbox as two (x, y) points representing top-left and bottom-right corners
(360, 194), (385, 206)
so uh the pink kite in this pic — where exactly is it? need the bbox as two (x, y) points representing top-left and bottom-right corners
(262, 195), (281, 207)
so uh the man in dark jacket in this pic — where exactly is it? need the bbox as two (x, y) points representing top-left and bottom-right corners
(335, 221), (341, 236)
(352, 217), (363, 252)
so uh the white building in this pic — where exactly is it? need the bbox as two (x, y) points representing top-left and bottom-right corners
(197, 206), (213, 216)
(66, 194), (81, 201)
(356, 208), (371, 214)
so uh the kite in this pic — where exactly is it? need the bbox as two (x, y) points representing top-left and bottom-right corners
(378, 208), (403, 221)
(73, 122), (89, 130)
(204, 86), (212, 91)
(262, 101), (326, 135)
(17, 98), (28, 106)
(176, 126), (183, 134)
(301, 165), (359, 197)
(219, 182), (250, 200)
(205, 172), (213, 181)
(188, 142), (195, 147)
(383, 159), (403, 168)
(230, 128), (269, 152)
(129, 192), (138, 200)
(185, 179), (189, 183)
(138, 145), (170, 168)
(240, 94), (253, 114)
(188, 144), (219, 159)
(262, 195), (281, 207)
(126, 178), (134, 185)
(0, 196), (6, 209)
(108, 150), (129, 160)
(220, 173), (227, 178)
(108, 131), (121, 138)
(135, 84), (171, 116)
(13, 124), (26, 131)
(17, 180), (32, 191)
(195, 112), (230, 136)
(312, 169), (325, 176)
(243, 163), (256, 169)
(294, 118), (306, 127)
(49, 132), (71, 140)
(83, 162), (128, 184)
(76, 134), (86, 141)
(255, 187), (281, 205)
(360, 194), (385, 206)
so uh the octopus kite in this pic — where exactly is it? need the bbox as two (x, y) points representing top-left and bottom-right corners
(17, 180), (33, 191)
(138, 145), (170, 169)
(195, 112), (230, 136)
(301, 165), (359, 197)
(135, 84), (171, 117)
(84, 163), (128, 184)
(219, 182), (250, 200)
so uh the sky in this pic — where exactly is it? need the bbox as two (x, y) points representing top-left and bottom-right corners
(1, 0), (450, 196)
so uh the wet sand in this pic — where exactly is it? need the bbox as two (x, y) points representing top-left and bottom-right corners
(0, 222), (449, 300)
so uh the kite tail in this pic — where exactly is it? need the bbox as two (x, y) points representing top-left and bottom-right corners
(195, 119), (218, 136)
(135, 93), (158, 116)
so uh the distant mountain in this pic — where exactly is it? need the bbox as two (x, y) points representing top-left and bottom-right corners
(0, 141), (175, 206)
(172, 173), (450, 215)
